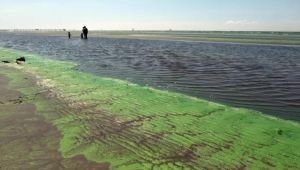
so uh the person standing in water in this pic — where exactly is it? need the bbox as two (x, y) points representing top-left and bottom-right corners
(82, 26), (88, 39)
(68, 32), (71, 39)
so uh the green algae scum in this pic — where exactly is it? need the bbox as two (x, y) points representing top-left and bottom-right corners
(1, 47), (300, 169)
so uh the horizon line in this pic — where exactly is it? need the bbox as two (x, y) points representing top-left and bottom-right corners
(1, 29), (300, 33)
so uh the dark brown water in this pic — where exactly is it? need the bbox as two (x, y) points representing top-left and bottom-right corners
(0, 33), (299, 121)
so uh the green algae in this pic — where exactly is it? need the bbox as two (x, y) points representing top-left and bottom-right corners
(1, 48), (300, 169)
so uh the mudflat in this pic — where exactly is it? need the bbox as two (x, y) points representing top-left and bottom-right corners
(0, 66), (109, 170)
(2, 31), (300, 45)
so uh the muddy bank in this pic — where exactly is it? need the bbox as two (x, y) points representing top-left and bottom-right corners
(0, 66), (110, 170)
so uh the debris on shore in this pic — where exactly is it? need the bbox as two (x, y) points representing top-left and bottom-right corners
(1, 60), (10, 63)
(16, 57), (26, 65)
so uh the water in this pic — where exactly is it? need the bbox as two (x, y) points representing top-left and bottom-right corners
(0, 33), (300, 121)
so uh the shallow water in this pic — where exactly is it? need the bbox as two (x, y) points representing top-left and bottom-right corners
(0, 33), (299, 121)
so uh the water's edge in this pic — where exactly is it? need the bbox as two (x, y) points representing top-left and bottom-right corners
(1, 33), (299, 120)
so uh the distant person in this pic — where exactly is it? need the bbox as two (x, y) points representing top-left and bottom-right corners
(82, 26), (88, 39)
(81, 33), (84, 39)
(68, 32), (71, 39)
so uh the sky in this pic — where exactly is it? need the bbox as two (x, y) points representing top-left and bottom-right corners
(0, 0), (300, 31)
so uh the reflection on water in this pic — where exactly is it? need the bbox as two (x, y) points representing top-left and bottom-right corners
(0, 33), (299, 121)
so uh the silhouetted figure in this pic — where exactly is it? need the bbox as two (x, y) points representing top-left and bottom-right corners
(81, 33), (84, 39)
(82, 26), (88, 39)
(68, 32), (71, 39)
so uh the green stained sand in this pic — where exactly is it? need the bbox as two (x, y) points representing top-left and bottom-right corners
(1, 48), (300, 169)
(0, 66), (110, 169)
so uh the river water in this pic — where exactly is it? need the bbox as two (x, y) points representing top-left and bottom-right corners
(0, 33), (299, 121)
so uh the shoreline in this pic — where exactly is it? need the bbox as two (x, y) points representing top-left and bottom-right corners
(1, 48), (300, 169)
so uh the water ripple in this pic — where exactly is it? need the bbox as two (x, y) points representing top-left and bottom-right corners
(0, 33), (299, 121)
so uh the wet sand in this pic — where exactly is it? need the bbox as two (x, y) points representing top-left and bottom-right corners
(0, 66), (109, 170)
